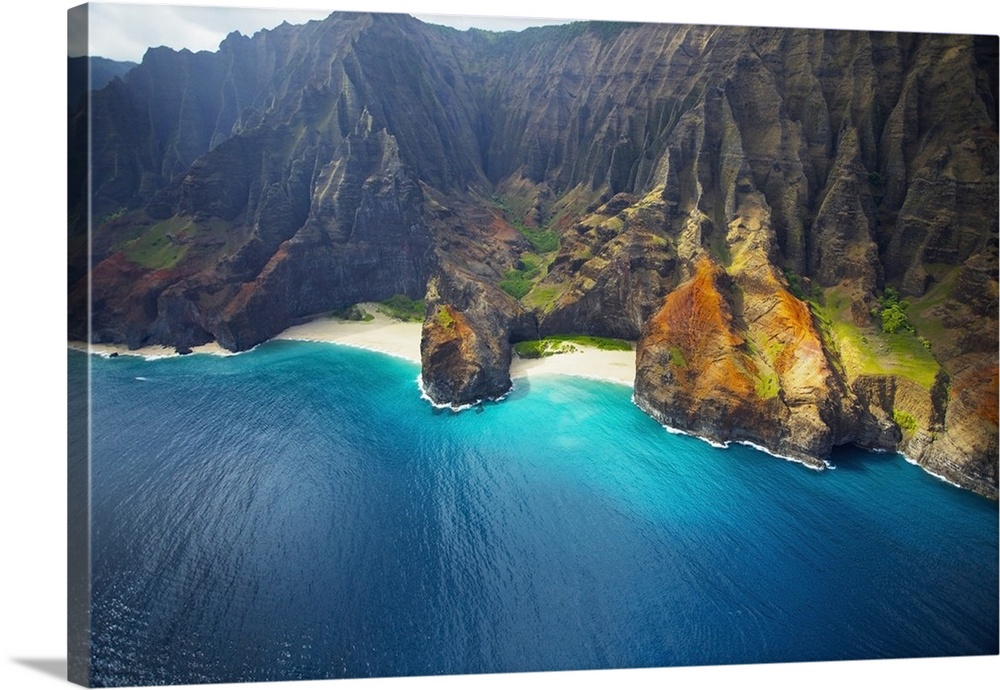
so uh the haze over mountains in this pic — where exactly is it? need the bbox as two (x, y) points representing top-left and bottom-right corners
(68, 12), (998, 497)
(67, 56), (136, 111)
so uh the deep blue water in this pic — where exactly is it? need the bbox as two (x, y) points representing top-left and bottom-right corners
(77, 341), (998, 686)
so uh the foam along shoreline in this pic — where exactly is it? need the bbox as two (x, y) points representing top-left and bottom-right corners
(69, 340), (229, 359)
(74, 316), (967, 494)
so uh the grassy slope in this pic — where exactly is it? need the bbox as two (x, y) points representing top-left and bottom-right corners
(810, 285), (940, 389)
(116, 215), (235, 271)
(514, 334), (633, 358)
(493, 192), (565, 308)
(377, 294), (426, 321)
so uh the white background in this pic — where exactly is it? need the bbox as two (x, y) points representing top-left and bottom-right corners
(2, 1), (997, 689)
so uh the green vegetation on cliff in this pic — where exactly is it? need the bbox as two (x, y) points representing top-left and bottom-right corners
(902, 265), (962, 345)
(379, 294), (426, 321)
(333, 304), (374, 322)
(894, 408), (919, 433)
(514, 340), (577, 358)
(784, 270), (821, 302)
(668, 346), (687, 368)
(754, 372), (780, 400)
(499, 254), (543, 299)
(876, 287), (913, 335)
(559, 334), (633, 351)
(120, 218), (190, 269)
(433, 306), (456, 329)
(117, 215), (234, 271)
(97, 206), (127, 225)
(514, 334), (633, 358)
(522, 283), (567, 312)
(514, 220), (559, 254)
(499, 272), (533, 299)
(810, 287), (940, 389)
(498, 252), (570, 312)
(493, 195), (561, 253)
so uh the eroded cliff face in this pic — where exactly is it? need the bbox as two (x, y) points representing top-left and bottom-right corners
(69, 14), (998, 497)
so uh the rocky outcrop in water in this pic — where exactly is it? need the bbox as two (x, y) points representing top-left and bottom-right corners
(420, 267), (537, 406)
(69, 13), (998, 497)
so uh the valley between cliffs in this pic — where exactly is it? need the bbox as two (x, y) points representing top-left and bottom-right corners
(69, 13), (999, 498)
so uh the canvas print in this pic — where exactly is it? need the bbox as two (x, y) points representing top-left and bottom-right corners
(67, 2), (999, 687)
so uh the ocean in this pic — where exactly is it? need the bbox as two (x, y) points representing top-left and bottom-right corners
(74, 340), (998, 686)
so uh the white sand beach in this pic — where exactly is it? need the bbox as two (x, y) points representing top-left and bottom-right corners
(72, 302), (637, 387)
(278, 305), (637, 387)
(509, 345), (635, 387)
(274, 305), (422, 363)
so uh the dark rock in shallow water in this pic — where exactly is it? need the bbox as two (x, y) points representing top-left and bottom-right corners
(420, 267), (536, 407)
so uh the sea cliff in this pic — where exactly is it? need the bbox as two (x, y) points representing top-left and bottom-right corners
(69, 14), (999, 497)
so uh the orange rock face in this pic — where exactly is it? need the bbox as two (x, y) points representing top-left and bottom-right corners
(635, 257), (801, 457)
(420, 305), (496, 405)
(635, 254), (876, 466)
(639, 257), (757, 403)
(419, 269), (537, 407)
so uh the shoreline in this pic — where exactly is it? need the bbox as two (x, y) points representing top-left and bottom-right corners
(509, 345), (635, 387)
(70, 304), (639, 388)
(70, 311), (977, 494)
(69, 340), (230, 359)
(272, 306), (423, 364)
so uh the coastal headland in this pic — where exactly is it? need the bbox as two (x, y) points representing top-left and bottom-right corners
(69, 14), (998, 497)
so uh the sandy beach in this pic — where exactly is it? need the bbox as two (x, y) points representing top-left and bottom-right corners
(274, 305), (422, 363)
(278, 305), (636, 386)
(72, 303), (637, 387)
(509, 345), (635, 386)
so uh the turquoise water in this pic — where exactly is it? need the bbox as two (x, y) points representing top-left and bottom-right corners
(77, 341), (998, 686)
